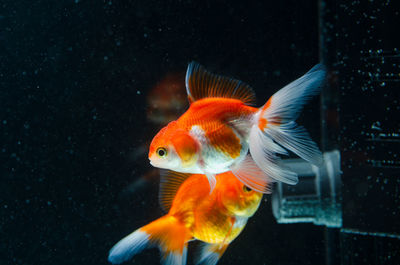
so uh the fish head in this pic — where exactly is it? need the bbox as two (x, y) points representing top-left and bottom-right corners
(219, 172), (263, 217)
(149, 122), (200, 172)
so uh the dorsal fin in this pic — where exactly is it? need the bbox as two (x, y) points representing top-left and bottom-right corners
(159, 170), (192, 213)
(185, 62), (257, 105)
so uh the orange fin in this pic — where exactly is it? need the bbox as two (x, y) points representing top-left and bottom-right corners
(185, 62), (256, 105)
(194, 242), (229, 265)
(159, 170), (192, 213)
(108, 215), (191, 265)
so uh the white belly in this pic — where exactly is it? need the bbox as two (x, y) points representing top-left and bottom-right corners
(190, 125), (248, 174)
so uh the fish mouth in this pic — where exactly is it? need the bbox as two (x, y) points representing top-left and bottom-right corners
(149, 158), (160, 168)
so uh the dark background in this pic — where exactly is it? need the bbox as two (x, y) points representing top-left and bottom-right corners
(1, 0), (329, 264)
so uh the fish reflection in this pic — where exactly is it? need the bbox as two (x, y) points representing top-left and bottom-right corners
(147, 72), (188, 125)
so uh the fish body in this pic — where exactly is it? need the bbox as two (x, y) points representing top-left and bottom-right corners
(154, 98), (255, 173)
(108, 171), (263, 265)
(149, 62), (326, 193)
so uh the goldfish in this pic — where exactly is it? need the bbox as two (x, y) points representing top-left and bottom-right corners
(108, 171), (264, 265)
(149, 62), (326, 192)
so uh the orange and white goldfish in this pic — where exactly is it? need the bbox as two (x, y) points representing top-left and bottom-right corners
(108, 171), (263, 265)
(149, 62), (326, 193)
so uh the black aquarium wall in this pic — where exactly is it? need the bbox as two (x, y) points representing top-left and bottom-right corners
(320, 0), (400, 264)
(1, 0), (399, 265)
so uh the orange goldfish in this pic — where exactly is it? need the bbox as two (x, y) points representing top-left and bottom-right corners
(108, 171), (264, 265)
(149, 62), (326, 192)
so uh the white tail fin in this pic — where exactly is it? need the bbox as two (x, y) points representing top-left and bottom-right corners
(108, 229), (150, 264)
(108, 215), (190, 265)
(250, 64), (326, 185)
(194, 242), (229, 265)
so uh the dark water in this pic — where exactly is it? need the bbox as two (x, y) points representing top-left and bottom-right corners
(1, 0), (399, 265)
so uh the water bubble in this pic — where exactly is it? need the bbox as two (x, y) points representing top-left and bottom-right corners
(371, 121), (382, 130)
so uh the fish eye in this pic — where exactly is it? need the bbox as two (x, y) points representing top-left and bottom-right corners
(242, 185), (252, 192)
(156, 147), (168, 158)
